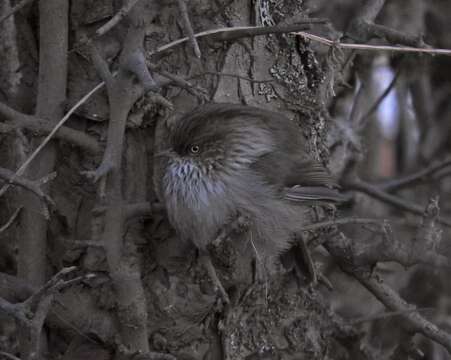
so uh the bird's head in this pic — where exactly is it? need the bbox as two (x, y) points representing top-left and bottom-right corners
(156, 104), (274, 187)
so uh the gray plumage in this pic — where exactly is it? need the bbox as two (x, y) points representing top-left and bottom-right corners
(154, 103), (343, 269)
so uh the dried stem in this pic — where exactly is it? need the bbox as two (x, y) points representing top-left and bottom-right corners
(295, 31), (451, 56)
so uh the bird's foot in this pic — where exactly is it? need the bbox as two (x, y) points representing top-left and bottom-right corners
(199, 253), (230, 305)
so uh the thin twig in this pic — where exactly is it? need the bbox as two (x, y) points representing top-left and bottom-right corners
(0, 207), (22, 233)
(295, 31), (451, 56)
(325, 231), (451, 353)
(0, 102), (100, 153)
(70, 0), (141, 52)
(358, 68), (401, 130)
(354, 272), (451, 353)
(190, 71), (275, 84)
(0, 167), (56, 206)
(0, 82), (105, 197)
(0, 351), (21, 360)
(355, 0), (387, 22)
(94, 0), (140, 39)
(301, 217), (388, 233)
(345, 179), (451, 227)
(150, 20), (328, 55)
(0, 0), (35, 24)
(378, 156), (451, 192)
(176, 0), (201, 58)
(92, 202), (164, 219)
(350, 307), (435, 325)
(87, 43), (113, 86)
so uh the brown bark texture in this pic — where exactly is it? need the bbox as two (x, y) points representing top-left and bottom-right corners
(1, 0), (451, 359)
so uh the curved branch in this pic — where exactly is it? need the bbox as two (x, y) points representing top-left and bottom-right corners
(0, 101), (101, 154)
(344, 179), (451, 227)
(379, 156), (451, 192)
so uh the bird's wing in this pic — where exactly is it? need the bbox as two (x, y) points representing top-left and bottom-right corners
(251, 152), (350, 203)
(284, 185), (351, 203)
(283, 158), (336, 188)
(251, 152), (335, 187)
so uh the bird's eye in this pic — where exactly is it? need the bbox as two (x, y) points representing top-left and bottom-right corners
(189, 145), (200, 154)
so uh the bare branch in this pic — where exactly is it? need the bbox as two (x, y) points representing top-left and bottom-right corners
(350, 307), (434, 325)
(121, 49), (159, 92)
(0, 101), (101, 153)
(325, 233), (451, 353)
(0, 82), (104, 198)
(176, 0), (201, 58)
(0, 267), (83, 324)
(354, 272), (451, 353)
(0, 167), (56, 207)
(355, 0), (387, 22)
(81, 157), (114, 184)
(190, 71), (275, 84)
(361, 22), (425, 47)
(379, 156), (451, 192)
(0, 352), (21, 360)
(295, 31), (451, 56)
(0, 207), (22, 233)
(301, 217), (389, 234)
(0, 0), (35, 24)
(156, 69), (208, 99)
(150, 20), (328, 55)
(86, 42), (114, 86)
(358, 68), (401, 130)
(344, 178), (451, 227)
(94, 0), (141, 39)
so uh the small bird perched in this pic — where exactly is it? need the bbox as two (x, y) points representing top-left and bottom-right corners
(154, 103), (344, 301)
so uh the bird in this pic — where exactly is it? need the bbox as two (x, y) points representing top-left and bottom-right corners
(153, 103), (345, 302)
